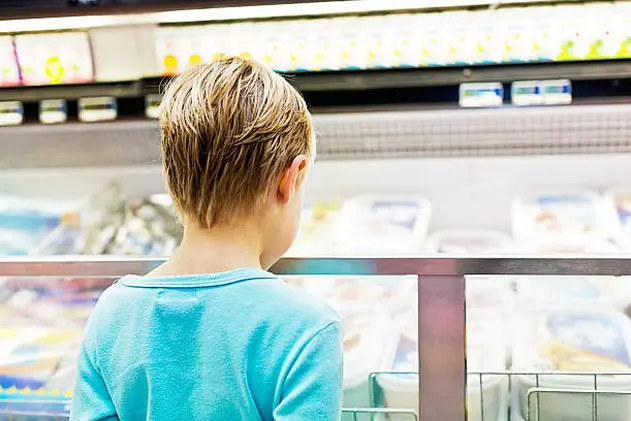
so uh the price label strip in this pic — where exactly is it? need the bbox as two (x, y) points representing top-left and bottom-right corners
(540, 79), (572, 105)
(78, 97), (117, 122)
(0, 101), (23, 126)
(459, 82), (503, 108)
(145, 95), (161, 119)
(39, 99), (67, 124)
(512, 79), (572, 106)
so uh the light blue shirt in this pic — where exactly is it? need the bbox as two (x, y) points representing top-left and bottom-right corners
(70, 268), (343, 421)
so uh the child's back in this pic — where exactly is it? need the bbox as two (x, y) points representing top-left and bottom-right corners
(70, 57), (343, 421)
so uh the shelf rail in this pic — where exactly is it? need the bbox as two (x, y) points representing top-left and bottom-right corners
(2, 255), (631, 421)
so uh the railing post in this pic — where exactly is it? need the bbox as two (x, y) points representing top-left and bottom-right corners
(417, 275), (466, 421)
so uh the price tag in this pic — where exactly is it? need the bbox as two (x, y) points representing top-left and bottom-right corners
(39, 99), (67, 124)
(540, 79), (572, 105)
(78, 97), (117, 122)
(145, 95), (161, 119)
(0, 101), (23, 126)
(0, 36), (19, 87)
(512, 81), (542, 106)
(459, 82), (503, 108)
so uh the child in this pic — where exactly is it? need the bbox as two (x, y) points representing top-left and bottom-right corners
(70, 57), (343, 421)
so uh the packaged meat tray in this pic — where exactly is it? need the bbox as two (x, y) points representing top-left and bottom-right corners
(334, 195), (431, 255)
(512, 309), (631, 421)
(339, 304), (390, 412)
(512, 190), (618, 243)
(426, 230), (512, 253)
(377, 309), (508, 421)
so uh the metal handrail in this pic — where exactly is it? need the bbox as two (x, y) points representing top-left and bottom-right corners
(2, 254), (631, 276)
(3, 255), (631, 421)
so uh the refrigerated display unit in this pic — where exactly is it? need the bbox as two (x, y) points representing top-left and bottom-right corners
(4, 1), (631, 420)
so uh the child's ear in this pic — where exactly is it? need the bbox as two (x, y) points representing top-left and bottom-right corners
(278, 155), (308, 205)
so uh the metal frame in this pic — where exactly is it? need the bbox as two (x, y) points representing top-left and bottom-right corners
(3, 255), (631, 421)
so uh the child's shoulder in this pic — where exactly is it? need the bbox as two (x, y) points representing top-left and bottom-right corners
(267, 279), (340, 321)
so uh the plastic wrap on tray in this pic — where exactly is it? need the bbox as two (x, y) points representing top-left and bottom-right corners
(80, 193), (181, 256)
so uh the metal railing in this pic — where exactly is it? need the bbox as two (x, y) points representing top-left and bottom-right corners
(2, 255), (631, 421)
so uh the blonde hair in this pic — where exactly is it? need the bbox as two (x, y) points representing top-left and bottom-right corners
(160, 57), (315, 228)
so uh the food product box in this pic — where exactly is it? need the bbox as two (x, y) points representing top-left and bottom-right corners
(339, 305), (390, 410)
(334, 195), (431, 255)
(512, 309), (631, 421)
(512, 190), (618, 242)
(14, 32), (93, 85)
(0, 36), (19, 87)
(377, 309), (508, 421)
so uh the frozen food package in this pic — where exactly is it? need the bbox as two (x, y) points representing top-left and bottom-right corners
(327, 276), (416, 316)
(335, 195), (431, 254)
(512, 190), (618, 242)
(15, 32), (93, 85)
(427, 230), (512, 253)
(0, 328), (82, 390)
(5, 288), (101, 327)
(340, 305), (390, 410)
(0, 195), (81, 256)
(0, 36), (19, 87)
(516, 276), (631, 312)
(377, 309), (508, 421)
(605, 188), (631, 247)
(517, 238), (619, 254)
(513, 309), (631, 421)
(286, 201), (341, 256)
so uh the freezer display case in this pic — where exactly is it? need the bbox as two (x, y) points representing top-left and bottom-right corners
(5, 1), (631, 420)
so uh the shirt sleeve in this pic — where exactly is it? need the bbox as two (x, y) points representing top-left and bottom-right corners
(70, 314), (119, 421)
(273, 320), (344, 421)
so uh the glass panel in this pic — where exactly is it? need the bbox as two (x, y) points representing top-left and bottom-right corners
(0, 276), (115, 420)
(466, 274), (631, 421)
(283, 275), (418, 421)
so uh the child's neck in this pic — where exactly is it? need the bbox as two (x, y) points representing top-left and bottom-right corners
(147, 221), (264, 277)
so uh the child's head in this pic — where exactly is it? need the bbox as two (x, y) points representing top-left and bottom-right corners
(160, 57), (314, 267)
